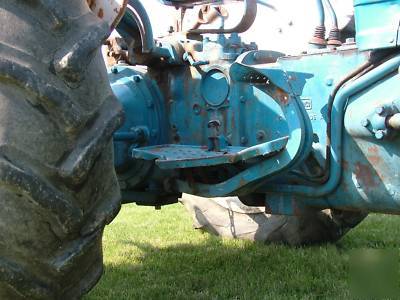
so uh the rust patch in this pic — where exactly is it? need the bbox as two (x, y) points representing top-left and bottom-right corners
(239, 178), (248, 187)
(87, 0), (96, 10)
(368, 145), (379, 154)
(97, 8), (104, 18)
(112, 0), (129, 29)
(291, 198), (303, 216)
(366, 145), (382, 165)
(354, 162), (378, 188)
(272, 87), (290, 106)
(368, 155), (381, 166)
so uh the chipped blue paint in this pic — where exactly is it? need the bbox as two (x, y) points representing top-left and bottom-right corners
(110, 0), (400, 215)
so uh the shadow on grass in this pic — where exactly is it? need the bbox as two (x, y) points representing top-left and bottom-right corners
(87, 215), (400, 300)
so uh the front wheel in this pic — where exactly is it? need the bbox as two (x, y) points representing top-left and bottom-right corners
(180, 194), (367, 245)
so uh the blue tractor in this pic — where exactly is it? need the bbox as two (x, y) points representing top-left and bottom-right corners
(0, 0), (399, 298)
(109, 0), (400, 242)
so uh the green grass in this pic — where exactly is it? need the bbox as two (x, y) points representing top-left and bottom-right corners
(86, 204), (399, 300)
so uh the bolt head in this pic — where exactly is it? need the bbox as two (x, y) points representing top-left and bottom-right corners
(147, 100), (154, 108)
(256, 130), (265, 141)
(375, 130), (385, 140)
(375, 106), (385, 116)
(192, 104), (201, 115)
(361, 119), (369, 127)
(240, 137), (248, 145)
(111, 66), (118, 74)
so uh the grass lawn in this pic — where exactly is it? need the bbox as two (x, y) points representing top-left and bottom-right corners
(86, 204), (399, 300)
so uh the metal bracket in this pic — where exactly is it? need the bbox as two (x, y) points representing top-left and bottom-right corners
(188, 0), (257, 34)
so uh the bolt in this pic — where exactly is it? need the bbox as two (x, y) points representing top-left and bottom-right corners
(256, 130), (265, 141)
(325, 78), (333, 86)
(240, 136), (248, 145)
(375, 106), (385, 116)
(240, 96), (246, 103)
(375, 130), (385, 140)
(133, 75), (141, 83)
(361, 119), (370, 127)
(193, 103), (201, 115)
(111, 66), (118, 74)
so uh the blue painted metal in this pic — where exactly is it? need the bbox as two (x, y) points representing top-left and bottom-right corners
(109, 0), (400, 215)
(132, 136), (288, 169)
(264, 54), (400, 215)
(354, 0), (400, 51)
(263, 53), (400, 197)
(108, 65), (167, 169)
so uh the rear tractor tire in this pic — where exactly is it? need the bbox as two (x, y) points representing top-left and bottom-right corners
(0, 1), (123, 299)
(180, 194), (367, 245)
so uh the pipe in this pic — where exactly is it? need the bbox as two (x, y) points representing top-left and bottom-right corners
(309, 0), (326, 47)
(315, 0), (325, 27)
(264, 54), (400, 197)
(323, 0), (337, 28)
(323, 0), (342, 46)
(190, 5), (229, 30)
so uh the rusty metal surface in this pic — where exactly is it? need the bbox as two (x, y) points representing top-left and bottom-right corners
(87, 0), (128, 28)
(131, 137), (288, 169)
(190, 5), (229, 30)
(108, 0), (400, 216)
(188, 0), (257, 34)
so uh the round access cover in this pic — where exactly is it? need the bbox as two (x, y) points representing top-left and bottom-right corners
(201, 69), (230, 106)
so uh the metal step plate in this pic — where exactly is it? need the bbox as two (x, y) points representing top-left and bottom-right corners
(131, 136), (288, 169)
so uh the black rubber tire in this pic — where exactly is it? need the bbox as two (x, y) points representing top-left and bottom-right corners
(0, 1), (123, 299)
(181, 195), (367, 246)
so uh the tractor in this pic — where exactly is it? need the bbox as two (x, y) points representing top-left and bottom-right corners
(1, 0), (400, 298)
